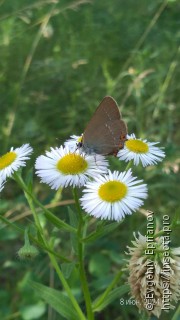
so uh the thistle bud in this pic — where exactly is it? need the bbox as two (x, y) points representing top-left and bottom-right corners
(126, 232), (180, 318)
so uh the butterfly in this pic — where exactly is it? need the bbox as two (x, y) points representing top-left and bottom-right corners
(78, 96), (127, 156)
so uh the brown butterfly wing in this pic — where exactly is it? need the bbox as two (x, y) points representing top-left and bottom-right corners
(83, 96), (127, 155)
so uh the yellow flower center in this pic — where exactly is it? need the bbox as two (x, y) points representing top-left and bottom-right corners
(0, 151), (17, 169)
(57, 153), (88, 174)
(126, 139), (149, 153)
(98, 180), (127, 202)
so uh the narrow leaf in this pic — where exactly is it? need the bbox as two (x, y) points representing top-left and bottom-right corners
(45, 211), (77, 233)
(93, 285), (130, 312)
(29, 281), (80, 320)
(82, 221), (123, 243)
(172, 305), (180, 320)
(61, 262), (76, 279)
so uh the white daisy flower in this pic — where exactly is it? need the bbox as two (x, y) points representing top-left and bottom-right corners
(0, 144), (33, 181)
(64, 134), (83, 152)
(35, 145), (108, 189)
(80, 169), (148, 221)
(117, 133), (165, 167)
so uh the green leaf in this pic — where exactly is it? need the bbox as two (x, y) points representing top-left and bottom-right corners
(93, 285), (130, 312)
(20, 302), (46, 320)
(37, 229), (45, 246)
(45, 210), (77, 233)
(61, 262), (76, 279)
(25, 168), (34, 194)
(29, 281), (80, 320)
(82, 221), (123, 243)
(0, 215), (23, 234)
(91, 275), (114, 291)
(89, 253), (111, 277)
(172, 305), (180, 320)
(68, 206), (78, 228)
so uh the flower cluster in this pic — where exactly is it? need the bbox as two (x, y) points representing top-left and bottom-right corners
(2, 129), (178, 317)
(127, 233), (180, 318)
(0, 132), (165, 221)
(33, 132), (164, 221)
(35, 131), (161, 221)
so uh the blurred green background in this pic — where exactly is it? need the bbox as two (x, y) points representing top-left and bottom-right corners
(0, 0), (179, 319)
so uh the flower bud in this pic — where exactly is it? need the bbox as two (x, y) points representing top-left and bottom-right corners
(17, 228), (39, 260)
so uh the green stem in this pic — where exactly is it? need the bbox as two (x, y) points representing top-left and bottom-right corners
(25, 190), (45, 244)
(73, 188), (94, 320)
(24, 227), (30, 245)
(140, 311), (150, 320)
(93, 270), (122, 311)
(125, 160), (133, 171)
(13, 174), (86, 320)
(154, 229), (165, 239)
(73, 187), (83, 220)
(14, 173), (76, 233)
(154, 223), (175, 239)
(49, 253), (86, 320)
